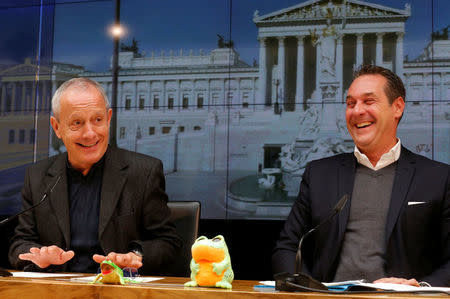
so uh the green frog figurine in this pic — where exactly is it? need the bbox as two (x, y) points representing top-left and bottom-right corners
(184, 235), (234, 289)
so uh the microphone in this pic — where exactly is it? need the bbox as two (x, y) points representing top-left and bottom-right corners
(0, 175), (61, 226)
(275, 194), (350, 292)
(0, 175), (62, 277)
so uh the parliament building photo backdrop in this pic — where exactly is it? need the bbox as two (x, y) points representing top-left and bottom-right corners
(0, 0), (449, 220)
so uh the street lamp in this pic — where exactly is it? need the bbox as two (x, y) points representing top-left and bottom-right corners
(109, 0), (121, 147)
(110, 24), (124, 38)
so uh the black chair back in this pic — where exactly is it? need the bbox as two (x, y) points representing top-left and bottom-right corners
(166, 201), (200, 277)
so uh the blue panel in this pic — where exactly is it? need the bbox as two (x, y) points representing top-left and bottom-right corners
(0, 1), (55, 215)
(1, 0), (448, 219)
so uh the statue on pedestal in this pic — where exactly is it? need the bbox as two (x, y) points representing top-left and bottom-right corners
(298, 98), (320, 136)
(280, 1), (350, 196)
(317, 28), (337, 82)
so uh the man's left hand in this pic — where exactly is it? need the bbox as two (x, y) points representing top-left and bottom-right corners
(93, 252), (143, 269)
(373, 277), (420, 286)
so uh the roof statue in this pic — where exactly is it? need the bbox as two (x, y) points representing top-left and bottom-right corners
(217, 34), (234, 49)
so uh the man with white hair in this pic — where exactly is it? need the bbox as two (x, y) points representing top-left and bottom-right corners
(9, 78), (181, 274)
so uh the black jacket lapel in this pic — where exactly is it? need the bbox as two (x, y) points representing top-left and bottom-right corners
(47, 153), (71, 248)
(337, 154), (356, 242)
(98, 147), (128, 239)
(385, 146), (416, 245)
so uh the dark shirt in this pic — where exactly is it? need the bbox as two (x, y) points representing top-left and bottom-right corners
(66, 157), (105, 273)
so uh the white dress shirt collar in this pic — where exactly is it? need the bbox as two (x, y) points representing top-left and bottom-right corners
(354, 139), (401, 171)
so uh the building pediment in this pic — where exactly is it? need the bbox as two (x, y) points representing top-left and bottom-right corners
(0, 60), (84, 82)
(0, 63), (52, 77)
(53, 62), (84, 74)
(253, 0), (410, 25)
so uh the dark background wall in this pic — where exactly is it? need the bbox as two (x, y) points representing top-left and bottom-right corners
(0, 218), (284, 280)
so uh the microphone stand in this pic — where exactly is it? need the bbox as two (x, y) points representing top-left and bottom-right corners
(0, 176), (62, 277)
(275, 194), (350, 292)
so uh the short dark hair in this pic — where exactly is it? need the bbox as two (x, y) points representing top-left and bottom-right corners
(353, 64), (406, 105)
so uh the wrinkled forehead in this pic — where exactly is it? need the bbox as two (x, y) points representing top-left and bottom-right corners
(61, 84), (106, 108)
(63, 82), (98, 96)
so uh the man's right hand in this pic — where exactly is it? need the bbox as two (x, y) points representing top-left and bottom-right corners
(18, 246), (75, 269)
(373, 277), (420, 287)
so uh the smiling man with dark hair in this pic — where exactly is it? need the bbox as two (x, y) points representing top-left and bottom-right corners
(272, 65), (449, 287)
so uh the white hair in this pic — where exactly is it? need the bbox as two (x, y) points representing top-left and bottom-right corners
(51, 77), (110, 119)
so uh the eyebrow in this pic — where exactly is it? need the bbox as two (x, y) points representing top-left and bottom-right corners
(346, 92), (377, 100)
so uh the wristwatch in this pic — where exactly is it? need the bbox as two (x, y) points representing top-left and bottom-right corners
(419, 281), (431, 287)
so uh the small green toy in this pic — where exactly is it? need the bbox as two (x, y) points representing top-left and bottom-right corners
(184, 235), (234, 289)
(91, 260), (125, 285)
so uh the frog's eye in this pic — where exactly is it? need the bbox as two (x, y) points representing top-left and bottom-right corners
(196, 236), (207, 242)
(212, 236), (222, 242)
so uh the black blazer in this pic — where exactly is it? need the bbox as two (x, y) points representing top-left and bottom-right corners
(272, 147), (449, 286)
(9, 146), (181, 275)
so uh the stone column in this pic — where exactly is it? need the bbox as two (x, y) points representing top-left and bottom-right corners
(1, 84), (5, 114)
(336, 34), (344, 102)
(206, 79), (210, 112)
(440, 72), (446, 102)
(118, 81), (123, 113)
(41, 80), (47, 113)
(396, 32), (404, 79)
(11, 82), (17, 113)
(356, 33), (364, 68)
(177, 79), (181, 112)
(161, 80), (166, 113)
(258, 37), (267, 109)
(146, 81), (151, 113)
(19, 81), (26, 115)
(236, 78), (241, 109)
(190, 79), (195, 112)
(422, 73), (428, 101)
(316, 42), (321, 94)
(295, 35), (305, 105)
(47, 80), (52, 112)
(133, 81), (138, 112)
(32, 82), (36, 114)
(277, 37), (286, 104)
(146, 81), (151, 112)
(24, 81), (29, 114)
(223, 79), (226, 111)
(30, 81), (35, 113)
(376, 33), (384, 66)
(252, 78), (257, 111)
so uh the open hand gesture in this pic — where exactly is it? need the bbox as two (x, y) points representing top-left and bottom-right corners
(19, 245), (75, 269)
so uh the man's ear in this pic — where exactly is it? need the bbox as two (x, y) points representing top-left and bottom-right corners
(107, 108), (112, 125)
(50, 116), (62, 139)
(393, 96), (405, 121)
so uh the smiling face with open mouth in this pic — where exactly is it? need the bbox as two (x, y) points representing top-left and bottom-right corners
(51, 84), (112, 175)
(345, 74), (404, 162)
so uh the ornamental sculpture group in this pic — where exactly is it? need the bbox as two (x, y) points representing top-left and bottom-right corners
(265, 2), (353, 195)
